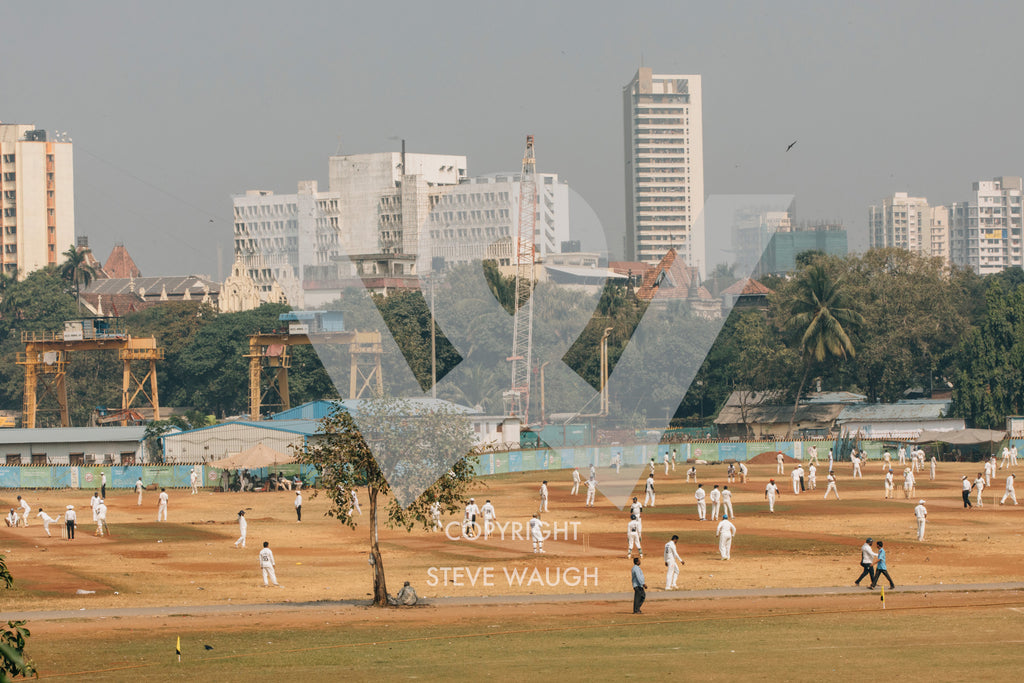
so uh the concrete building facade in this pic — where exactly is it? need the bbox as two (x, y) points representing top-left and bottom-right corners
(868, 192), (949, 262)
(951, 177), (1024, 274)
(623, 68), (704, 266)
(0, 123), (74, 276)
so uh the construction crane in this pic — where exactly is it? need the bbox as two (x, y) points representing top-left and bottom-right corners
(504, 135), (537, 423)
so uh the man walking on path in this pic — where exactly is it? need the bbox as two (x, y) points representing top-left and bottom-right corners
(190, 468), (199, 495)
(234, 510), (247, 548)
(481, 499), (496, 539)
(869, 540), (895, 589)
(1001, 474), (1018, 505)
(259, 541), (280, 587)
(464, 498), (480, 538)
(663, 535), (684, 590)
(765, 479), (780, 512)
(823, 471), (840, 500)
(855, 538), (878, 587)
(631, 557), (646, 614)
(914, 500), (928, 541)
(716, 514), (737, 560)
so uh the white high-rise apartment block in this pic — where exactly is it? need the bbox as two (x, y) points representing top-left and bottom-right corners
(868, 192), (950, 262)
(951, 176), (1024, 274)
(0, 123), (74, 276)
(623, 68), (704, 267)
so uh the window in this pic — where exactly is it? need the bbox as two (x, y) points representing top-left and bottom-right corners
(69, 453), (85, 465)
(6, 454), (21, 465)
(119, 452), (135, 465)
(31, 454), (46, 465)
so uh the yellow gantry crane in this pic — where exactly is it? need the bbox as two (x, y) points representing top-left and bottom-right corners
(17, 319), (164, 428)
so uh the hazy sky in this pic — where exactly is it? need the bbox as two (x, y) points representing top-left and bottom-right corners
(3, 0), (1023, 276)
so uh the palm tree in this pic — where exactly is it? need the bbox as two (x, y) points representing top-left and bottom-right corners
(785, 264), (863, 437)
(59, 244), (98, 313)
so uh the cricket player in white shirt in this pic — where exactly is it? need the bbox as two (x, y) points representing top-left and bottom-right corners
(259, 541), (280, 586)
(234, 510), (247, 548)
(898, 446), (907, 465)
(1001, 447), (1011, 469)
(791, 466), (802, 495)
(884, 469), (894, 499)
(585, 477), (597, 507)
(764, 479), (779, 512)
(35, 508), (62, 537)
(709, 485), (722, 520)
(539, 481), (549, 513)
(1011, 445), (1019, 467)
(914, 500), (928, 541)
(808, 444), (819, 465)
(695, 484), (707, 521)
(975, 473), (986, 507)
(157, 488), (169, 521)
(190, 468), (199, 495)
(94, 499), (107, 536)
(1001, 474), (1018, 505)
(882, 451), (892, 471)
(722, 486), (735, 518)
(464, 498), (480, 538)
(716, 514), (737, 559)
(350, 488), (362, 515)
(571, 468), (581, 496)
(984, 459), (994, 487)
(664, 535), (684, 589)
(903, 468), (915, 499)
(644, 475), (656, 507)
(930, 456), (937, 481)
(627, 515), (643, 558)
(135, 477), (144, 506)
(663, 450), (670, 476)
(630, 498), (643, 533)
(852, 453), (863, 478)
(481, 499), (496, 538)
(90, 492), (100, 524)
(529, 514), (545, 553)
(776, 452), (785, 475)
(824, 471), (840, 500)
(738, 462), (748, 483)
(808, 463), (817, 490)
(17, 496), (30, 527)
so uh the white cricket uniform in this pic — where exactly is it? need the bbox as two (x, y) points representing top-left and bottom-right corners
(539, 484), (549, 512)
(627, 518), (642, 556)
(464, 502), (480, 536)
(1011, 445), (1019, 466)
(644, 477), (655, 506)
(529, 517), (544, 553)
(36, 510), (61, 536)
(808, 445), (818, 464)
(930, 457), (937, 480)
(664, 539), (683, 589)
(824, 473), (839, 500)
(884, 471), (894, 499)
(235, 515), (247, 547)
(571, 470), (581, 495)
(190, 470), (198, 494)
(721, 489), (734, 518)
(852, 456), (862, 478)
(883, 452), (892, 470)
(663, 453), (670, 475)
(765, 483), (778, 512)
(90, 495), (100, 522)
(716, 519), (737, 559)
(481, 502), (496, 538)
(984, 461), (993, 487)
(777, 453), (785, 475)
(686, 467), (696, 483)
(585, 478), (597, 506)
(157, 491), (169, 521)
(1001, 476), (1018, 505)
(695, 487), (706, 520)
(914, 503), (928, 541)
(1001, 447), (1011, 469)
(136, 479), (144, 505)
(903, 470), (915, 498)
(808, 464), (817, 490)
(430, 502), (442, 531)
(350, 489), (362, 515)
(95, 503), (107, 536)
(19, 498), (30, 526)
(791, 468), (801, 495)
(739, 463), (748, 482)
(259, 547), (279, 586)
(709, 488), (722, 520)
(975, 477), (986, 506)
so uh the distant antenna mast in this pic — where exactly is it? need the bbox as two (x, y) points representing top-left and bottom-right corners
(505, 135), (537, 422)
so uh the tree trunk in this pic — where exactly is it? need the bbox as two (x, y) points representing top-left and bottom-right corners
(787, 363), (810, 440)
(369, 484), (388, 606)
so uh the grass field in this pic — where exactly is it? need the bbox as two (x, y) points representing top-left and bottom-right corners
(3, 459), (1024, 678)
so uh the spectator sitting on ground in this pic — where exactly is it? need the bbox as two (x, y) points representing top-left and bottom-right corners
(389, 581), (419, 606)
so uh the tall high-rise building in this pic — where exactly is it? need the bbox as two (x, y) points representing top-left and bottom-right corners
(868, 192), (949, 262)
(623, 68), (704, 267)
(0, 123), (74, 276)
(951, 176), (1024, 274)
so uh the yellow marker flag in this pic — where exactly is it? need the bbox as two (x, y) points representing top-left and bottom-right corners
(880, 586), (885, 609)
(176, 636), (181, 661)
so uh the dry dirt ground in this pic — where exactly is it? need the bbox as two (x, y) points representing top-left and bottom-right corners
(2, 460), (1020, 613)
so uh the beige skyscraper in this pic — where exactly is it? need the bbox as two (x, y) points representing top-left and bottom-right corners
(868, 192), (949, 263)
(0, 123), (75, 276)
(623, 68), (704, 266)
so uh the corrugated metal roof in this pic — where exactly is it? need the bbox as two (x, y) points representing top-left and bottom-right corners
(0, 426), (148, 444)
(837, 400), (951, 422)
(271, 398), (480, 421)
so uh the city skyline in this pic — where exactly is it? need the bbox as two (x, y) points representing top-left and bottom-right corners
(4, 2), (1024, 276)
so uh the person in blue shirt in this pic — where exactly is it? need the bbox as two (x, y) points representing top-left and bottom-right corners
(631, 557), (647, 614)
(869, 540), (895, 589)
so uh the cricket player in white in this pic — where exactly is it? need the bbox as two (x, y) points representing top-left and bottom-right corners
(585, 477), (597, 507)
(1001, 474), (1018, 505)
(898, 446), (907, 465)
(716, 514), (737, 560)
(709, 485), (722, 521)
(259, 541), (279, 586)
(94, 499), (107, 536)
(17, 496), (30, 527)
(350, 488), (362, 515)
(1001, 447), (1011, 469)
(984, 459), (994, 487)
(808, 444), (818, 465)
(914, 499), (928, 541)
(738, 462), (748, 483)
(930, 456), (937, 481)
(36, 508), (61, 537)
(695, 484), (707, 521)
(664, 535), (684, 589)
(903, 468), (915, 499)
(235, 510), (247, 548)
(529, 514), (545, 553)
(882, 451), (891, 470)
(852, 454), (863, 478)
(824, 471), (840, 500)
(764, 479), (779, 513)
(590, 463), (597, 480)
(539, 481), (549, 513)
(884, 469), (894, 499)
(663, 451), (670, 476)
(627, 515), (642, 558)
(630, 497), (643, 525)
(670, 448), (678, 471)
(776, 452), (785, 475)
(975, 474), (986, 506)
(190, 468), (198, 495)
(644, 475), (656, 507)
(135, 477), (144, 506)
(157, 489), (169, 521)
(430, 501), (442, 531)
(1012, 445), (1019, 467)
(464, 498), (480, 538)
(481, 499), (496, 538)
(90, 492), (100, 524)
(808, 463), (817, 490)
(722, 486), (735, 518)
(828, 449), (834, 470)
(571, 468), (581, 496)
(686, 466), (697, 483)
(791, 466), (801, 495)
(649, 459), (656, 475)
